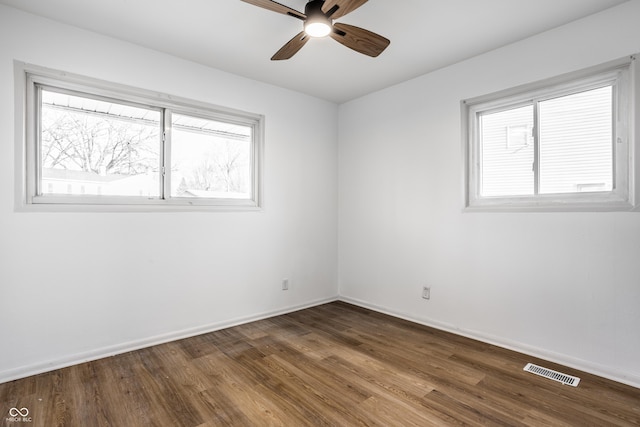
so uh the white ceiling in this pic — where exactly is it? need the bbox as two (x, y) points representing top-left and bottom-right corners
(0, 0), (629, 103)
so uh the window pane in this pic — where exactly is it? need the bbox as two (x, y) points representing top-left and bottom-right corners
(480, 105), (534, 196)
(170, 114), (252, 199)
(40, 89), (161, 197)
(539, 86), (613, 194)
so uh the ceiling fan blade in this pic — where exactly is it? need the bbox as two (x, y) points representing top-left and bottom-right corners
(330, 22), (390, 57)
(322, 0), (368, 18)
(240, 0), (306, 20)
(271, 31), (310, 60)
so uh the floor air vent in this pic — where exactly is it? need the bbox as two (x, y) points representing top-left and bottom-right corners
(523, 363), (580, 387)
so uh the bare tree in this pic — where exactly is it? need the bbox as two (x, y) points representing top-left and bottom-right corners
(185, 140), (248, 193)
(41, 105), (159, 176)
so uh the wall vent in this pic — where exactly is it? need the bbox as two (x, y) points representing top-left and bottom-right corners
(523, 363), (580, 387)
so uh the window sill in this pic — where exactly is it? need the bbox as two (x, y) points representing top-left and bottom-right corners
(19, 195), (262, 213)
(464, 197), (636, 213)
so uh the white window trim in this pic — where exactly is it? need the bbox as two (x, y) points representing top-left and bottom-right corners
(461, 54), (640, 212)
(14, 62), (264, 212)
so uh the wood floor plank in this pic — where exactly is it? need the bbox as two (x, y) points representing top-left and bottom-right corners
(357, 395), (444, 427)
(1, 302), (639, 426)
(320, 356), (453, 425)
(261, 354), (370, 425)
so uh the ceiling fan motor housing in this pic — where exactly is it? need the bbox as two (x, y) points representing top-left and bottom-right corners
(305, 0), (327, 16)
(304, 0), (332, 37)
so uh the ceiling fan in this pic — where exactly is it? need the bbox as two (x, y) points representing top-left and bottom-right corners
(240, 0), (390, 60)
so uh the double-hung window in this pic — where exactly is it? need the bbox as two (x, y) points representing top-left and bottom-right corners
(462, 55), (638, 211)
(18, 63), (263, 210)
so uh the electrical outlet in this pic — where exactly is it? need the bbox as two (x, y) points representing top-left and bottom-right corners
(282, 279), (289, 291)
(422, 286), (430, 300)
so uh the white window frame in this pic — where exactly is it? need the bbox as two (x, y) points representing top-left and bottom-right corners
(462, 55), (640, 212)
(15, 62), (264, 212)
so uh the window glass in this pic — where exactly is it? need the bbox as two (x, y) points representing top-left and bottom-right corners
(170, 114), (252, 199)
(480, 105), (534, 197)
(40, 89), (161, 197)
(478, 86), (614, 198)
(539, 86), (613, 194)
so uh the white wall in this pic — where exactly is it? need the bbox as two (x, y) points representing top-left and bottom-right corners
(338, 1), (640, 387)
(0, 5), (339, 382)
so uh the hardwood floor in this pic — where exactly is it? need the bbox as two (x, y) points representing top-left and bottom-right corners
(2, 301), (639, 426)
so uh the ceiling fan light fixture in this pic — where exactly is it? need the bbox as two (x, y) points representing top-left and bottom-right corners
(304, 18), (332, 38)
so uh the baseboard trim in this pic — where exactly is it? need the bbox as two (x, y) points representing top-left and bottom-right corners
(338, 296), (640, 390)
(0, 296), (338, 385)
(4, 295), (637, 389)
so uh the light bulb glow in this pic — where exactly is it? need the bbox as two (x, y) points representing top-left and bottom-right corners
(304, 21), (331, 38)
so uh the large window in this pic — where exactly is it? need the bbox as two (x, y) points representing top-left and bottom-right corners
(19, 64), (263, 210)
(462, 55), (638, 211)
